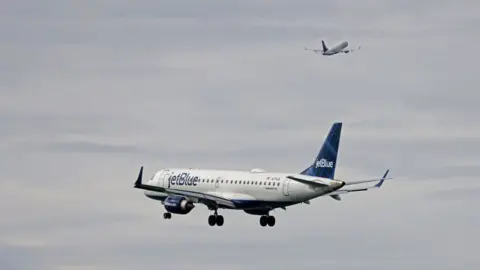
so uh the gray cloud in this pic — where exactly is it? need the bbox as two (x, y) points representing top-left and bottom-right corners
(428, 186), (480, 201)
(1, 0), (480, 269)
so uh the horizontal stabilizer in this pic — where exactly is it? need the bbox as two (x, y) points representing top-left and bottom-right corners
(328, 169), (392, 197)
(338, 169), (392, 186)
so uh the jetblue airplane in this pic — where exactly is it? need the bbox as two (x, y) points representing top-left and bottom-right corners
(305, 40), (360, 56)
(134, 122), (392, 227)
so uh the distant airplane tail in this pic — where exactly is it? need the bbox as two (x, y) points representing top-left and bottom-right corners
(300, 122), (342, 179)
(321, 40), (328, 52)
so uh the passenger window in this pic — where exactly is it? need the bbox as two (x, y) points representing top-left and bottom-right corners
(221, 180), (224, 183)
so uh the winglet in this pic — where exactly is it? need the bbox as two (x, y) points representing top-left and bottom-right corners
(134, 166), (143, 187)
(374, 169), (390, 188)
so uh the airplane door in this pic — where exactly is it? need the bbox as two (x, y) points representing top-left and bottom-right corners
(162, 171), (171, 188)
(215, 177), (221, 189)
(282, 178), (290, 196)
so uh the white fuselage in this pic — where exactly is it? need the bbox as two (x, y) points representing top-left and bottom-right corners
(324, 41), (348, 55)
(144, 168), (341, 210)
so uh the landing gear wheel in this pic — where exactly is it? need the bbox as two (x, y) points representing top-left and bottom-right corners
(267, 216), (275, 227)
(216, 215), (224, 226)
(163, 212), (171, 219)
(208, 215), (216, 226)
(260, 216), (267, 227)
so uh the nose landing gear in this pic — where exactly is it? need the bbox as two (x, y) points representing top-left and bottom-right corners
(163, 212), (172, 219)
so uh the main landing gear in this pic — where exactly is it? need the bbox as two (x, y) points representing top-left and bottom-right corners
(259, 215), (275, 227)
(163, 212), (172, 219)
(208, 209), (224, 227)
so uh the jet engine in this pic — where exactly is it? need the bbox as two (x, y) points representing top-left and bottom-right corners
(163, 196), (195, 214)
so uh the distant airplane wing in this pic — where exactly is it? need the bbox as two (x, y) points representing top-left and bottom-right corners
(304, 47), (323, 53)
(341, 45), (361, 53)
(133, 167), (237, 209)
(328, 169), (392, 199)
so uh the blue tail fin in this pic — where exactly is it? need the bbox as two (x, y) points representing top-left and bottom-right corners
(322, 40), (328, 52)
(300, 122), (342, 179)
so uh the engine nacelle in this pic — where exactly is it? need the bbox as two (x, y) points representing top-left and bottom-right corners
(163, 196), (195, 215)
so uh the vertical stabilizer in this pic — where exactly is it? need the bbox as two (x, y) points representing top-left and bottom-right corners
(300, 122), (342, 179)
(322, 40), (328, 52)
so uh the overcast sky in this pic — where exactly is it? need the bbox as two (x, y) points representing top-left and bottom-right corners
(1, 1), (479, 269)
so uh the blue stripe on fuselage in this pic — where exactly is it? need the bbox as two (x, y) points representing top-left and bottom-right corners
(145, 193), (297, 210)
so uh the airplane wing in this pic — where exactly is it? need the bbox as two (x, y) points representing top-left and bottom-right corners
(328, 169), (391, 200)
(165, 188), (237, 209)
(133, 167), (237, 209)
(341, 45), (361, 53)
(304, 47), (323, 53)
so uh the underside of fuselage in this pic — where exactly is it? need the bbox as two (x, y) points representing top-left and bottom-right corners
(144, 191), (299, 213)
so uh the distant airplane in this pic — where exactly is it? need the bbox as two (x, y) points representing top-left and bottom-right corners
(305, 40), (360, 56)
(134, 122), (392, 227)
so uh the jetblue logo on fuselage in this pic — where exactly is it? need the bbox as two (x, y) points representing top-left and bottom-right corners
(168, 173), (199, 187)
(315, 158), (334, 168)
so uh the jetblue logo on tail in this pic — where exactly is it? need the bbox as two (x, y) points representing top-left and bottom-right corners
(315, 159), (334, 168)
(300, 122), (341, 179)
